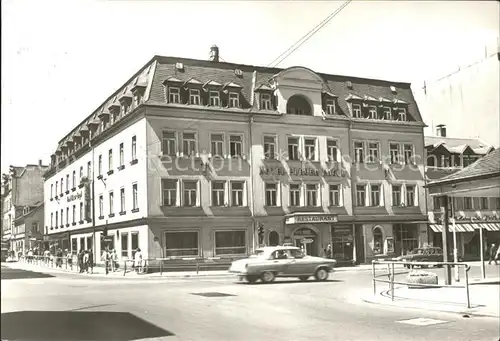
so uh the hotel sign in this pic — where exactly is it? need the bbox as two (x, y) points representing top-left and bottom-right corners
(67, 192), (83, 202)
(286, 214), (338, 225)
(260, 166), (347, 177)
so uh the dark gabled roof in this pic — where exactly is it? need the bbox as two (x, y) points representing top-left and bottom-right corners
(425, 136), (494, 155)
(429, 148), (500, 185)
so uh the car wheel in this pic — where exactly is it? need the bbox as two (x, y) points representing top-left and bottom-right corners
(314, 268), (329, 281)
(246, 275), (258, 284)
(298, 276), (309, 281)
(261, 271), (275, 283)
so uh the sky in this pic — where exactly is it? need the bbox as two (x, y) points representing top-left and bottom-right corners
(2, 0), (499, 173)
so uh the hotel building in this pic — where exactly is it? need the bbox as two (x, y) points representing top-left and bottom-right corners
(43, 46), (428, 265)
(425, 126), (499, 260)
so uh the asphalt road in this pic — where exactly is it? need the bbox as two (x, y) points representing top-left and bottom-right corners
(1, 265), (499, 341)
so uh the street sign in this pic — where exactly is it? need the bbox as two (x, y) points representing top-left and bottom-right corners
(301, 238), (314, 244)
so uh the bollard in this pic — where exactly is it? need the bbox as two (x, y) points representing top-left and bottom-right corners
(160, 260), (163, 276)
(391, 262), (395, 301)
(464, 265), (471, 309)
(372, 261), (376, 295)
(123, 261), (126, 277)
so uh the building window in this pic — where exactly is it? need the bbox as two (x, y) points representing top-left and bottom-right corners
(72, 205), (76, 223)
(168, 87), (180, 103)
(162, 131), (177, 157)
(370, 184), (381, 206)
(373, 227), (383, 254)
(32, 222), (39, 233)
(99, 195), (103, 217)
(228, 92), (239, 108)
(265, 183), (278, 206)
(210, 133), (224, 157)
(183, 181), (197, 207)
(398, 108), (407, 121)
(61, 209), (64, 227)
(215, 231), (246, 255)
(131, 136), (137, 160)
(406, 185), (415, 206)
(98, 155), (102, 175)
(55, 211), (58, 228)
(304, 138), (316, 161)
(109, 191), (114, 215)
(189, 89), (201, 105)
(60, 177), (64, 194)
(51, 184), (54, 198)
(209, 91), (220, 106)
(132, 183), (138, 210)
(165, 231), (198, 257)
(354, 141), (365, 163)
(211, 181), (225, 207)
(121, 233), (129, 258)
(356, 185), (366, 206)
(382, 107), (392, 120)
(326, 99), (335, 115)
(433, 197), (441, 210)
(119, 143), (124, 166)
(260, 93), (272, 110)
(327, 139), (338, 162)
(51, 213), (53, 228)
(496, 198), (500, 209)
(367, 142), (379, 163)
(118, 188), (124, 213)
(403, 144), (414, 165)
(329, 184), (341, 207)
(389, 143), (400, 164)
(182, 132), (197, 157)
(368, 106), (377, 119)
(286, 95), (311, 115)
(289, 184), (300, 207)
(108, 149), (113, 171)
(87, 161), (92, 178)
(352, 104), (362, 118)
(80, 203), (84, 222)
(229, 135), (243, 158)
(79, 166), (83, 181)
(464, 197), (473, 210)
(72, 171), (76, 188)
(392, 185), (402, 206)
(306, 184), (318, 206)
(162, 179), (177, 206)
(263, 135), (276, 160)
(288, 137), (299, 160)
(479, 197), (489, 210)
(55, 181), (58, 196)
(230, 181), (244, 207)
(66, 174), (70, 191)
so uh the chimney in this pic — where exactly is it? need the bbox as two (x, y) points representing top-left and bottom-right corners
(436, 124), (447, 137)
(38, 159), (42, 166)
(209, 45), (219, 62)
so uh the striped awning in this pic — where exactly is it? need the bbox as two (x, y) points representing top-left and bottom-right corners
(430, 223), (500, 233)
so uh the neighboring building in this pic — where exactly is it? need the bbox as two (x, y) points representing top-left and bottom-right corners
(43, 46), (428, 265)
(1, 161), (49, 255)
(424, 126), (499, 260)
(12, 203), (44, 253)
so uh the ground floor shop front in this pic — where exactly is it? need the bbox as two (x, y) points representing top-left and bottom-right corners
(429, 222), (500, 260)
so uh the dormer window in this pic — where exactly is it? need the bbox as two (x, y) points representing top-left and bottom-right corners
(398, 108), (407, 121)
(189, 89), (201, 105)
(352, 104), (362, 118)
(168, 87), (181, 104)
(382, 107), (392, 120)
(134, 93), (143, 106)
(260, 93), (272, 110)
(367, 105), (377, 119)
(121, 102), (129, 116)
(209, 91), (220, 106)
(326, 99), (336, 115)
(286, 94), (312, 116)
(228, 92), (239, 108)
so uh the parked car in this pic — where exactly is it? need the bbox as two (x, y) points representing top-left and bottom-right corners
(396, 246), (463, 268)
(228, 245), (337, 284)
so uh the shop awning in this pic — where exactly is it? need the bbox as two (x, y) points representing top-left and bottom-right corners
(430, 222), (500, 233)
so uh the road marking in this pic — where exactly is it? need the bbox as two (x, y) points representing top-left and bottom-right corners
(396, 317), (450, 326)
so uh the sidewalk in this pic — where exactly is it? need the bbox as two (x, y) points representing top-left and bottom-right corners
(2, 261), (374, 280)
(360, 279), (500, 318)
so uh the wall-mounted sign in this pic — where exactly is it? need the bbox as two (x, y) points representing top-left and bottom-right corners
(260, 166), (347, 177)
(286, 214), (338, 225)
(301, 238), (314, 244)
(67, 192), (83, 202)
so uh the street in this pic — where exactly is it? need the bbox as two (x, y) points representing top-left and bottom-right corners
(1, 265), (499, 341)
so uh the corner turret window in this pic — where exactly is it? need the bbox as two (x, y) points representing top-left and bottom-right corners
(286, 95), (312, 116)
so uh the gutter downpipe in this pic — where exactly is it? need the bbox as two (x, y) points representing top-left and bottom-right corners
(89, 140), (97, 265)
(249, 114), (256, 253)
(347, 120), (357, 263)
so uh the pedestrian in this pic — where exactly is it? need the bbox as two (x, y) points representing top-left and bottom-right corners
(77, 250), (84, 273)
(56, 248), (63, 268)
(82, 251), (89, 273)
(324, 244), (332, 259)
(134, 248), (143, 273)
(488, 243), (498, 265)
(495, 243), (500, 262)
(110, 249), (118, 272)
(102, 249), (110, 275)
(87, 249), (94, 274)
(66, 250), (73, 270)
(27, 249), (34, 264)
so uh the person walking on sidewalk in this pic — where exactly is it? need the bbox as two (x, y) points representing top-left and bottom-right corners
(77, 250), (84, 273)
(488, 243), (498, 265)
(82, 251), (89, 273)
(87, 249), (94, 274)
(66, 250), (73, 270)
(134, 248), (143, 274)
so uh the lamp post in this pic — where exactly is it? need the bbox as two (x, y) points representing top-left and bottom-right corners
(479, 223), (485, 279)
(451, 217), (459, 282)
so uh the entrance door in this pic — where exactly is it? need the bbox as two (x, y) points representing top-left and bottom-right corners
(293, 227), (318, 256)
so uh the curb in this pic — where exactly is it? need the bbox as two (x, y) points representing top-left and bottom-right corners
(360, 291), (499, 318)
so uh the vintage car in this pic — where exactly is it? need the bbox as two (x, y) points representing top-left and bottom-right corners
(228, 245), (337, 283)
(396, 246), (463, 268)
